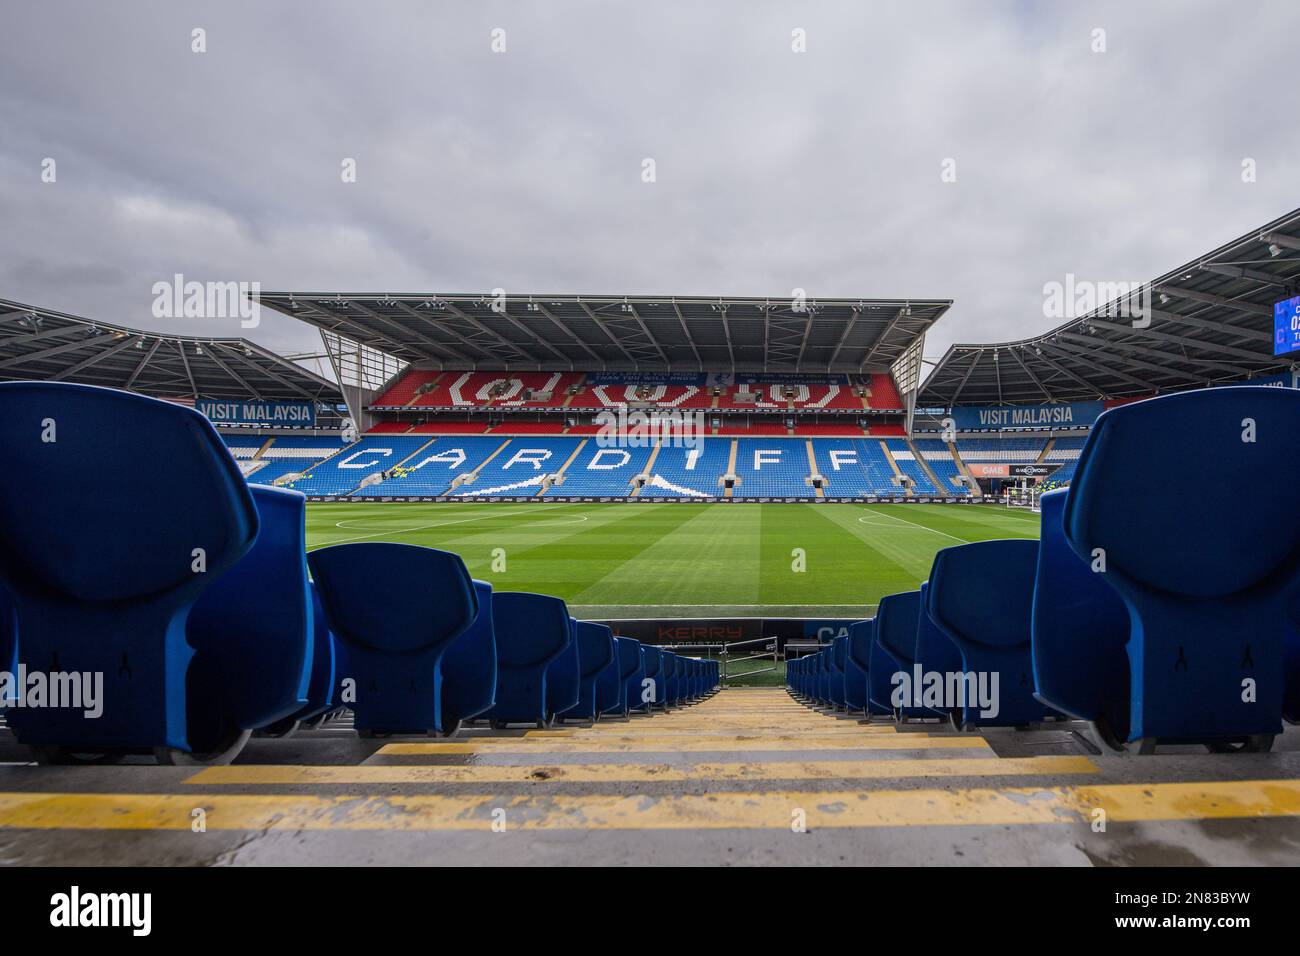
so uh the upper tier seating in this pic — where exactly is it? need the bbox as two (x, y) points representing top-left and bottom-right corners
(410, 421), (491, 434)
(1061, 386), (1300, 749)
(377, 372), (903, 411)
(371, 370), (440, 407)
(404, 371), (584, 409)
(306, 542), (479, 736)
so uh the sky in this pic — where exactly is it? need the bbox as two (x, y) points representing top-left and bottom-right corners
(2, 0), (1297, 380)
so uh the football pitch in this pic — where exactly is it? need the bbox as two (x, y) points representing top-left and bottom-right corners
(304, 502), (1040, 619)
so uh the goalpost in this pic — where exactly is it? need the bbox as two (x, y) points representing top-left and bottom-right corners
(1004, 480), (1041, 512)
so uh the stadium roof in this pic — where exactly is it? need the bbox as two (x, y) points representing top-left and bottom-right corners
(0, 298), (344, 407)
(918, 208), (1300, 407)
(257, 293), (952, 375)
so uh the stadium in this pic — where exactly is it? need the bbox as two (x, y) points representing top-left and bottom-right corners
(3, 3), (1300, 921)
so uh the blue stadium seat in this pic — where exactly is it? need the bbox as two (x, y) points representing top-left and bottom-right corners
(914, 582), (963, 719)
(439, 579), (498, 732)
(1063, 387), (1300, 750)
(816, 647), (826, 707)
(545, 619), (581, 722)
(926, 539), (1053, 728)
(843, 622), (871, 713)
(1031, 488), (1130, 747)
(186, 484), (316, 754)
(874, 590), (930, 719)
(560, 620), (616, 721)
(662, 651), (684, 706)
(828, 636), (848, 709)
(484, 591), (573, 727)
(640, 644), (665, 708)
(595, 640), (624, 717)
(616, 637), (645, 714)
(0, 382), (260, 761)
(307, 542), (477, 736)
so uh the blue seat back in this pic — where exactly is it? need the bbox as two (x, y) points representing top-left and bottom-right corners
(187, 484), (314, 749)
(617, 637), (645, 711)
(843, 621), (871, 712)
(1063, 387), (1300, 741)
(829, 636), (848, 707)
(640, 645), (664, 707)
(0, 382), (258, 750)
(441, 579), (498, 726)
(914, 582), (962, 717)
(560, 619), (615, 720)
(927, 538), (1050, 726)
(485, 591), (571, 724)
(546, 618), (581, 718)
(1031, 488), (1129, 735)
(876, 590), (929, 718)
(308, 542), (477, 733)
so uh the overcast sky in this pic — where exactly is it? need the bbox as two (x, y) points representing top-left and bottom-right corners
(3, 1), (1298, 379)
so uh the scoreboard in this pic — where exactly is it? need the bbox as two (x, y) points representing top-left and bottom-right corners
(1275, 294), (1300, 356)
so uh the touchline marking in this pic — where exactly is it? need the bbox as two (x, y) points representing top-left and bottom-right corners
(320, 505), (576, 547)
(859, 507), (969, 543)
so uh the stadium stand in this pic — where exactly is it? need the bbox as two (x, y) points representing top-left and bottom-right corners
(883, 438), (940, 494)
(641, 440), (731, 497)
(732, 438), (813, 496)
(810, 438), (899, 496)
(910, 439), (969, 494)
(453, 437), (578, 497)
(282, 436), (428, 496)
(358, 435), (504, 496)
(546, 441), (653, 497)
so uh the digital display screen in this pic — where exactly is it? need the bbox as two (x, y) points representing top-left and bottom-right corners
(1275, 295), (1300, 356)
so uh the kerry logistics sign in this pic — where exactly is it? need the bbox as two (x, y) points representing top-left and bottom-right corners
(196, 398), (316, 427)
(947, 401), (1102, 430)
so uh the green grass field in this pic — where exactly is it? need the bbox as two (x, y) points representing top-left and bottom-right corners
(304, 502), (1040, 619)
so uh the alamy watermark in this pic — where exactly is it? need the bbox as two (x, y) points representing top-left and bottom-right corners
(151, 274), (261, 329)
(1042, 274), (1152, 328)
(594, 408), (706, 449)
(0, 666), (103, 718)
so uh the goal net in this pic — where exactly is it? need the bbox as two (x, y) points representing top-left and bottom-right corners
(1004, 486), (1041, 512)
